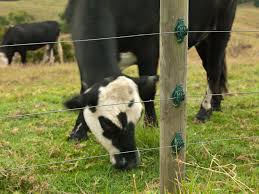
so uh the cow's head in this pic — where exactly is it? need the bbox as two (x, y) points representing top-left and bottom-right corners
(65, 76), (158, 170)
(0, 52), (8, 67)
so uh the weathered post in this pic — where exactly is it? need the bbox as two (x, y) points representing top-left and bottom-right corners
(160, 0), (188, 192)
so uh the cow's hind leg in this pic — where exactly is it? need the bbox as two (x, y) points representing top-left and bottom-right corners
(7, 52), (14, 65)
(196, 33), (230, 122)
(20, 51), (27, 65)
(195, 0), (236, 122)
(195, 40), (213, 121)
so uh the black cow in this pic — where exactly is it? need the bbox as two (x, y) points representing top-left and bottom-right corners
(0, 21), (61, 65)
(65, 0), (237, 141)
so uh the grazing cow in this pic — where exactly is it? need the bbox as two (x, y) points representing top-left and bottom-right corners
(65, 0), (237, 141)
(65, 75), (159, 169)
(0, 21), (63, 65)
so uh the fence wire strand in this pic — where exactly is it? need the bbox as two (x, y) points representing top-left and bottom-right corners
(1, 29), (259, 49)
(0, 91), (258, 120)
(0, 135), (258, 173)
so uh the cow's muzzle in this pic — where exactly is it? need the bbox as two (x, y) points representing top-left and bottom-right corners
(113, 150), (140, 170)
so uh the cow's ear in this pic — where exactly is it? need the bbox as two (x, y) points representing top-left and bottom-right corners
(99, 116), (120, 135)
(81, 81), (88, 93)
(64, 94), (85, 109)
(134, 75), (159, 100)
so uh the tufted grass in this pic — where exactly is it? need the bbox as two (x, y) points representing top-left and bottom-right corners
(0, 2), (259, 194)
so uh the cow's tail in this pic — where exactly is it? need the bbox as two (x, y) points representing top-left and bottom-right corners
(57, 36), (64, 64)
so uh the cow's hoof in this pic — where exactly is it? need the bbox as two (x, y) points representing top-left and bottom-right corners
(195, 107), (212, 122)
(67, 132), (88, 142)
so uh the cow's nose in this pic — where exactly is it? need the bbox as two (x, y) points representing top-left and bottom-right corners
(113, 152), (140, 170)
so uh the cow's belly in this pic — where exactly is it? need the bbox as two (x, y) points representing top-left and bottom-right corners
(113, 0), (218, 50)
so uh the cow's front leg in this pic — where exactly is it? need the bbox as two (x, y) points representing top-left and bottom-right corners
(49, 48), (55, 65)
(68, 111), (90, 141)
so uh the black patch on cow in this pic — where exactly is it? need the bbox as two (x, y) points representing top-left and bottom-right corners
(98, 115), (138, 170)
(98, 116), (119, 139)
(85, 87), (99, 113)
(128, 99), (134, 108)
(64, 95), (84, 109)
(65, 85), (100, 113)
(98, 116), (136, 151)
(117, 112), (128, 129)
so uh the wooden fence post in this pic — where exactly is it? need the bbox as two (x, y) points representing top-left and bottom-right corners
(160, 0), (188, 193)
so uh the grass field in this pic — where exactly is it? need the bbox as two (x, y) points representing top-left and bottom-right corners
(0, 0), (66, 21)
(0, 2), (259, 193)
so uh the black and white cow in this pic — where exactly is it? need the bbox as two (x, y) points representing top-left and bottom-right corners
(0, 21), (62, 65)
(65, 0), (237, 141)
(65, 75), (158, 169)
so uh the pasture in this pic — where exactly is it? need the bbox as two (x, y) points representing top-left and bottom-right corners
(0, 0), (66, 21)
(0, 2), (259, 193)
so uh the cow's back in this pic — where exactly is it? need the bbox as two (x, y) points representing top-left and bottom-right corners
(110, 0), (236, 48)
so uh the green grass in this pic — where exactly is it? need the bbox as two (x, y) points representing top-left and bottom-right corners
(0, 61), (258, 193)
(0, 0), (67, 21)
(0, 1), (259, 193)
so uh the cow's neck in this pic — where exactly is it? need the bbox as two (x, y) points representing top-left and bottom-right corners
(70, 0), (121, 87)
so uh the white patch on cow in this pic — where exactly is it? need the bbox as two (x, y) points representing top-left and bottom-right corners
(0, 52), (8, 67)
(83, 76), (143, 164)
(202, 86), (212, 110)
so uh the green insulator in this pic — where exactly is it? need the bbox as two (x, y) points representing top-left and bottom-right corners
(171, 84), (185, 107)
(171, 132), (185, 154)
(175, 18), (188, 43)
